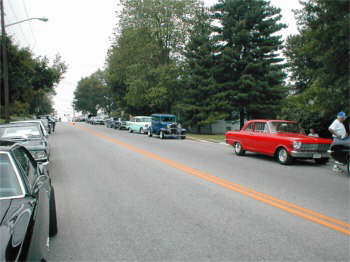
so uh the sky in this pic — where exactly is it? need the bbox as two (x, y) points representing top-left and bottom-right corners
(4, 0), (301, 118)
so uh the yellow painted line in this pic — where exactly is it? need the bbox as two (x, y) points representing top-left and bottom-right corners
(71, 123), (350, 235)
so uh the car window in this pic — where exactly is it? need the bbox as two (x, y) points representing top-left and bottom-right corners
(269, 122), (304, 134)
(255, 122), (267, 133)
(161, 116), (176, 122)
(0, 125), (42, 139)
(0, 153), (23, 197)
(245, 123), (254, 131)
(152, 116), (160, 122)
(12, 147), (38, 188)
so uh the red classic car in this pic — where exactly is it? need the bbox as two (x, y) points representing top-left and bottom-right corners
(226, 120), (333, 165)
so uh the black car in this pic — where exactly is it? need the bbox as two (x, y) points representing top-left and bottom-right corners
(329, 139), (350, 174)
(0, 140), (58, 261)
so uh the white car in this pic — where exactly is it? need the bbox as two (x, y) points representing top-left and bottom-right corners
(127, 116), (152, 134)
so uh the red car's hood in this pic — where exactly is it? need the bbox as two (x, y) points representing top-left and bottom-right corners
(273, 132), (332, 144)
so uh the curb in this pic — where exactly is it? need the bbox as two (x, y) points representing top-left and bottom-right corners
(187, 136), (228, 146)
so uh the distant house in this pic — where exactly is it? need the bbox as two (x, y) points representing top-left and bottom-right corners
(188, 120), (241, 134)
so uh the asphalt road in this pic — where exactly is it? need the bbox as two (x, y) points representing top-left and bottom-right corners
(48, 122), (349, 261)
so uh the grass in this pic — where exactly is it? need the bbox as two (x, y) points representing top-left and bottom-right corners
(187, 133), (226, 143)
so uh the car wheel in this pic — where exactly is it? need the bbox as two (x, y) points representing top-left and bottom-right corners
(277, 147), (293, 165)
(181, 136), (186, 140)
(129, 128), (133, 133)
(347, 154), (350, 175)
(314, 158), (329, 165)
(49, 186), (58, 237)
(140, 128), (143, 134)
(234, 142), (245, 156)
(148, 129), (152, 137)
(160, 131), (165, 139)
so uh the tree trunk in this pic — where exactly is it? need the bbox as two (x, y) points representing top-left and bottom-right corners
(240, 109), (245, 129)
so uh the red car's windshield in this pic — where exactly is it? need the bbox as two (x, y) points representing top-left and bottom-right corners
(269, 122), (305, 134)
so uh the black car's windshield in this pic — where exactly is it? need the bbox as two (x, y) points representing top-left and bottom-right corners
(161, 117), (176, 122)
(0, 126), (42, 139)
(0, 153), (22, 197)
(269, 122), (304, 134)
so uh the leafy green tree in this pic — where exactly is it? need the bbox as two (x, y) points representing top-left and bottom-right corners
(0, 36), (66, 118)
(179, 6), (223, 132)
(73, 70), (112, 115)
(105, 0), (201, 115)
(212, 0), (287, 128)
(282, 0), (349, 136)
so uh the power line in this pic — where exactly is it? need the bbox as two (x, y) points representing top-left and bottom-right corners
(21, 0), (38, 51)
(6, 0), (30, 47)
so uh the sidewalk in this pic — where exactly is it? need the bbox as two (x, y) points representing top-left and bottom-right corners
(187, 134), (226, 144)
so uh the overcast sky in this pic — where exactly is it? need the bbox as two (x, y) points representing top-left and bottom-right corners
(4, 0), (301, 117)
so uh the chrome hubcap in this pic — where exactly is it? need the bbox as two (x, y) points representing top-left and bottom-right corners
(235, 143), (241, 152)
(279, 150), (287, 162)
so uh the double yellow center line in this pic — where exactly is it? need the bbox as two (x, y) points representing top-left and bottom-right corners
(72, 124), (350, 235)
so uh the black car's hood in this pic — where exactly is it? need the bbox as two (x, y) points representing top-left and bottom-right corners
(0, 199), (11, 225)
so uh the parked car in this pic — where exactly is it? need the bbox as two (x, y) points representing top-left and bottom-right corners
(128, 116), (152, 134)
(114, 118), (129, 130)
(0, 140), (57, 261)
(38, 118), (51, 134)
(0, 123), (50, 163)
(12, 120), (49, 138)
(105, 117), (119, 128)
(39, 115), (56, 133)
(226, 120), (332, 165)
(91, 116), (105, 125)
(328, 139), (350, 174)
(147, 114), (186, 139)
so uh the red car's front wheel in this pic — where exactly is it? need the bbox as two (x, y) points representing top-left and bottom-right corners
(277, 147), (293, 165)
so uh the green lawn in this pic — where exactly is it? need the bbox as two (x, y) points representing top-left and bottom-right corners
(187, 133), (226, 143)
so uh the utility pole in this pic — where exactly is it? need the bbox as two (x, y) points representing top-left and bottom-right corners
(0, 0), (9, 123)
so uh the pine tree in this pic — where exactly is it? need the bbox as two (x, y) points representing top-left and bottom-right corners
(212, 0), (287, 128)
(180, 7), (224, 132)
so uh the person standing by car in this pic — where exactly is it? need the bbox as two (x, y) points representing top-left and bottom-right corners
(329, 111), (348, 171)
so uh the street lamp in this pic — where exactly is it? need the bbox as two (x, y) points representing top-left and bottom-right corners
(0, 0), (48, 122)
(5, 17), (48, 27)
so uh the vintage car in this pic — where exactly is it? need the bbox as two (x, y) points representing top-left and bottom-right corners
(226, 120), (332, 165)
(0, 123), (50, 163)
(114, 118), (129, 130)
(128, 116), (152, 134)
(147, 114), (186, 139)
(0, 140), (57, 261)
(328, 139), (350, 174)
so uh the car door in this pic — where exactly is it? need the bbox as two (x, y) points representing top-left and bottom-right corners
(241, 122), (255, 151)
(12, 147), (50, 260)
(251, 122), (271, 154)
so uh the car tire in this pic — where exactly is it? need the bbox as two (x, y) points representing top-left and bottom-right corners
(160, 131), (165, 139)
(49, 186), (58, 237)
(181, 136), (186, 140)
(277, 147), (293, 165)
(314, 158), (329, 165)
(129, 128), (133, 133)
(148, 129), (153, 137)
(140, 128), (143, 134)
(234, 142), (245, 156)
